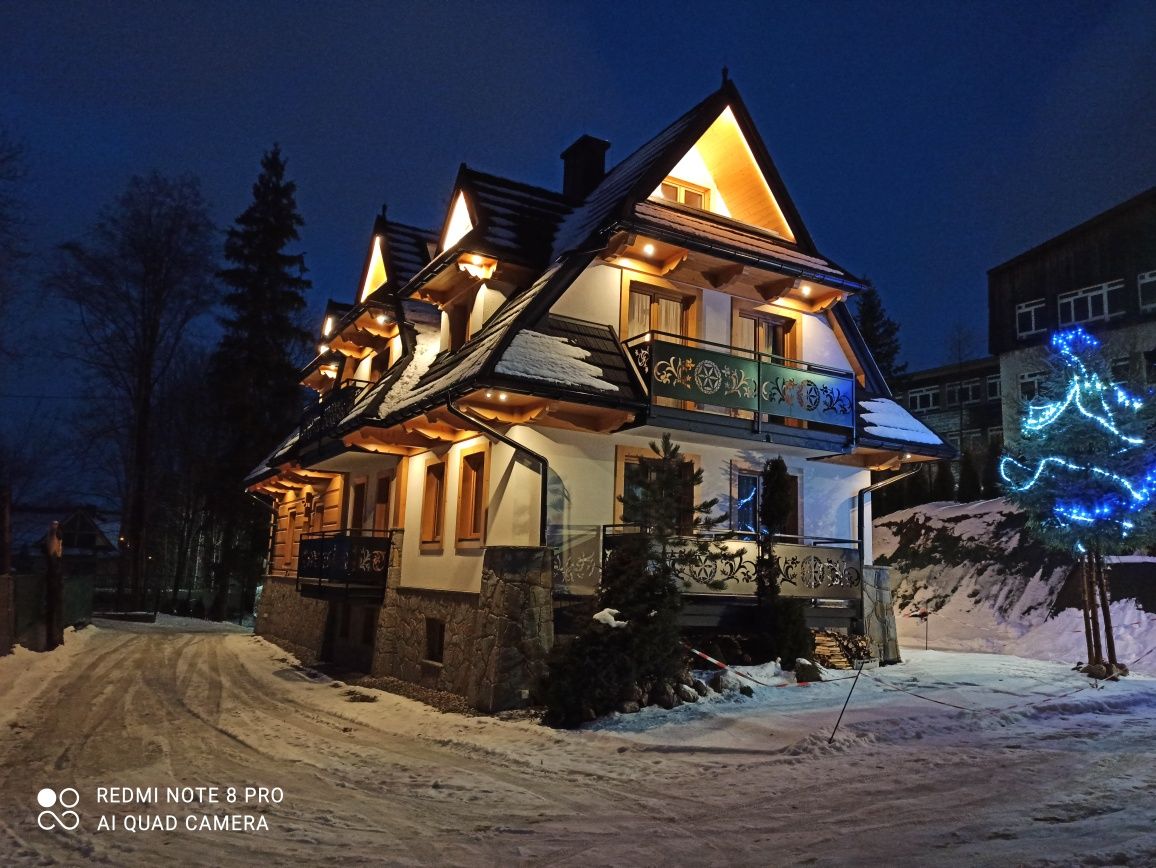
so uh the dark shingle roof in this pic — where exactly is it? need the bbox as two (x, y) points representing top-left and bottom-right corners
(460, 167), (572, 266)
(383, 221), (437, 287)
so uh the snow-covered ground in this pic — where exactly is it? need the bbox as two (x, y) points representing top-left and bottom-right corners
(3, 617), (1156, 865)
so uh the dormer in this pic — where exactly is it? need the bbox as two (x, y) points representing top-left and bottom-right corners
(648, 106), (795, 242)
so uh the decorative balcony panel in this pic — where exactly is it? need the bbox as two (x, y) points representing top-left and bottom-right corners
(601, 529), (862, 600)
(627, 334), (855, 429)
(296, 529), (392, 600)
(300, 379), (372, 443)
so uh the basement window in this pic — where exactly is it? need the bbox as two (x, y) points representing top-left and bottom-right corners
(424, 618), (445, 664)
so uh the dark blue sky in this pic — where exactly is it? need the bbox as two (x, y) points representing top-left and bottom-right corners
(4, 0), (1156, 394)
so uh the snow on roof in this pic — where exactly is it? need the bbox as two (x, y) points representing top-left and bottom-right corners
(495, 330), (616, 392)
(859, 397), (945, 447)
(367, 326), (443, 421)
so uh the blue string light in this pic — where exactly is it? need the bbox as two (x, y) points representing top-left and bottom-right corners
(999, 327), (1155, 539)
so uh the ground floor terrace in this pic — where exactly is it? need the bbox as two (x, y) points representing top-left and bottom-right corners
(252, 421), (896, 707)
(3, 617), (1155, 866)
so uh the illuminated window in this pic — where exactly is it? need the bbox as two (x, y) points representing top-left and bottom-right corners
(1057, 280), (1123, 326)
(657, 177), (710, 211)
(1016, 299), (1046, 338)
(627, 284), (691, 340)
(456, 447), (487, 544)
(733, 470), (799, 536)
(420, 461), (446, 545)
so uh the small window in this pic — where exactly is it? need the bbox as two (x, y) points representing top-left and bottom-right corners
(1140, 271), (1156, 312)
(349, 479), (367, 531)
(945, 381), (960, 407)
(1111, 357), (1131, 383)
(733, 470), (799, 537)
(421, 461), (446, 545)
(1016, 299), (1046, 338)
(656, 177), (710, 211)
(285, 509), (298, 564)
(1019, 371), (1046, 401)
(425, 618), (445, 664)
(908, 387), (940, 412)
(457, 448), (487, 543)
(961, 379), (983, 404)
(986, 374), (1001, 401)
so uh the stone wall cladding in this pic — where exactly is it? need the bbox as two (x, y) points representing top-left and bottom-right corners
(372, 586), (478, 696)
(255, 575), (329, 665)
(468, 546), (554, 712)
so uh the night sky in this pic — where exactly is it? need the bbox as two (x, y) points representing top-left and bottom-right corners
(4, 1), (1156, 429)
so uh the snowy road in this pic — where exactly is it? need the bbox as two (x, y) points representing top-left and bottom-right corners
(2, 620), (1156, 866)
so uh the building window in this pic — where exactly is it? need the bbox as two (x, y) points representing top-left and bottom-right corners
(962, 429), (984, 452)
(1146, 349), (1156, 384)
(1057, 280), (1123, 327)
(627, 284), (691, 341)
(986, 374), (1001, 401)
(1140, 271), (1156, 312)
(908, 386), (940, 412)
(285, 509), (298, 565)
(945, 381), (960, 407)
(734, 311), (788, 359)
(623, 456), (695, 534)
(988, 426), (1004, 448)
(1019, 371), (1046, 401)
(657, 177), (710, 211)
(374, 471), (393, 532)
(1111, 357), (1131, 383)
(349, 478), (367, 531)
(1016, 299), (1046, 338)
(961, 379), (983, 404)
(456, 447), (487, 544)
(424, 618), (445, 664)
(733, 469), (799, 537)
(420, 461), (446, 545)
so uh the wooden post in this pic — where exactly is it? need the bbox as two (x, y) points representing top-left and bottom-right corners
(1084, 552), (1103, 665)
(1078, 556), (1093, 665)
(1095, 548), (1118, 669)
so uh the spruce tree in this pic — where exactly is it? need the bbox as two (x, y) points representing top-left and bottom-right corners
(957, 450), (982, 502)
(932, 459), (957, 502)
(853, 281), (906, 382)
(209, 145), (312, 615)
(1000, 328), (1156, 671)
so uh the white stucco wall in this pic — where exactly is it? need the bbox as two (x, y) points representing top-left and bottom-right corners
(802, 312), (852, 371)
(550, 262), (620, 327)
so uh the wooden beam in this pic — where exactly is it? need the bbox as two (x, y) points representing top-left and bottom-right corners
(755, 276), (796, 301)
(600, 231), (634, 261)
(704, 262), (745, 290)
(658, 250), (689, 276)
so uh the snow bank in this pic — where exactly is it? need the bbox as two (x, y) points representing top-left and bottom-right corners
(877, 499), (1156, 674)
(0, 625), (102, 728)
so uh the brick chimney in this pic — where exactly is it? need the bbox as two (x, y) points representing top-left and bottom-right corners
(561, 135), (610, 202)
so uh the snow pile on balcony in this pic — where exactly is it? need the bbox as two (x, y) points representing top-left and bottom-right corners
(875, 498), (1156, 670)
(859, 397), (943, 446)
(496, 330), (615, 391)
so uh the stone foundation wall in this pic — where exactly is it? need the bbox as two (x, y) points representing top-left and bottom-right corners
(255, 575), (329, 664)
(468, 546), (554, 712)
(373, 586), (478, 696)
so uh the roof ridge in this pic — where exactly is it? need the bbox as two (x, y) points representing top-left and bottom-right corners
(460, 164), (571, 204)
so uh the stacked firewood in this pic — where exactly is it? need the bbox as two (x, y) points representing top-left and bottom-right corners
(811, 630), (872, 670)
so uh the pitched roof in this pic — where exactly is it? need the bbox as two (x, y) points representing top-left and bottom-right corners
(383, 221), (437, 287)
(456, 167), (572, 266)
(551, 81), (821, 261)
(856, 394), (956, 458)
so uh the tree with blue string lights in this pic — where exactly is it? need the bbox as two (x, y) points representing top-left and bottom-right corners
(1000, 327), (1156, 675)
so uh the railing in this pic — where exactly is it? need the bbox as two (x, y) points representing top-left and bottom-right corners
(600, 526), (862, 599)
(296, 529), (393, 599)
(623, 332), (856, 431)
(300, 379), (373, 442)
(547, 524), (603, 595)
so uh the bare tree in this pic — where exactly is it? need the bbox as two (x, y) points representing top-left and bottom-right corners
(48, 173), (218, 609)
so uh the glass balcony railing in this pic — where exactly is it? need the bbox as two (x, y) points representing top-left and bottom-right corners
(623, 332), (856, 430)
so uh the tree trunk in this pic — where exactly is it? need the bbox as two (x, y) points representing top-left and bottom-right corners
(1095, 549), (1118, 668)
(1078, 557), (1094, 665)
(1085, 553), (1103, 665)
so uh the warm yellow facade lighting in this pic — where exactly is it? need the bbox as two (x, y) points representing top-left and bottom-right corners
(359, 235), (389, 303)
(642, 243), (655, 257)
(441, 191), (474, 251)
(323, 315), (335, 336)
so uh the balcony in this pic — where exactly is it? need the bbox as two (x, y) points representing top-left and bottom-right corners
(623, 332), (856, 432)
(296, 529), (394, 601)
(300, 379), (372, 443)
